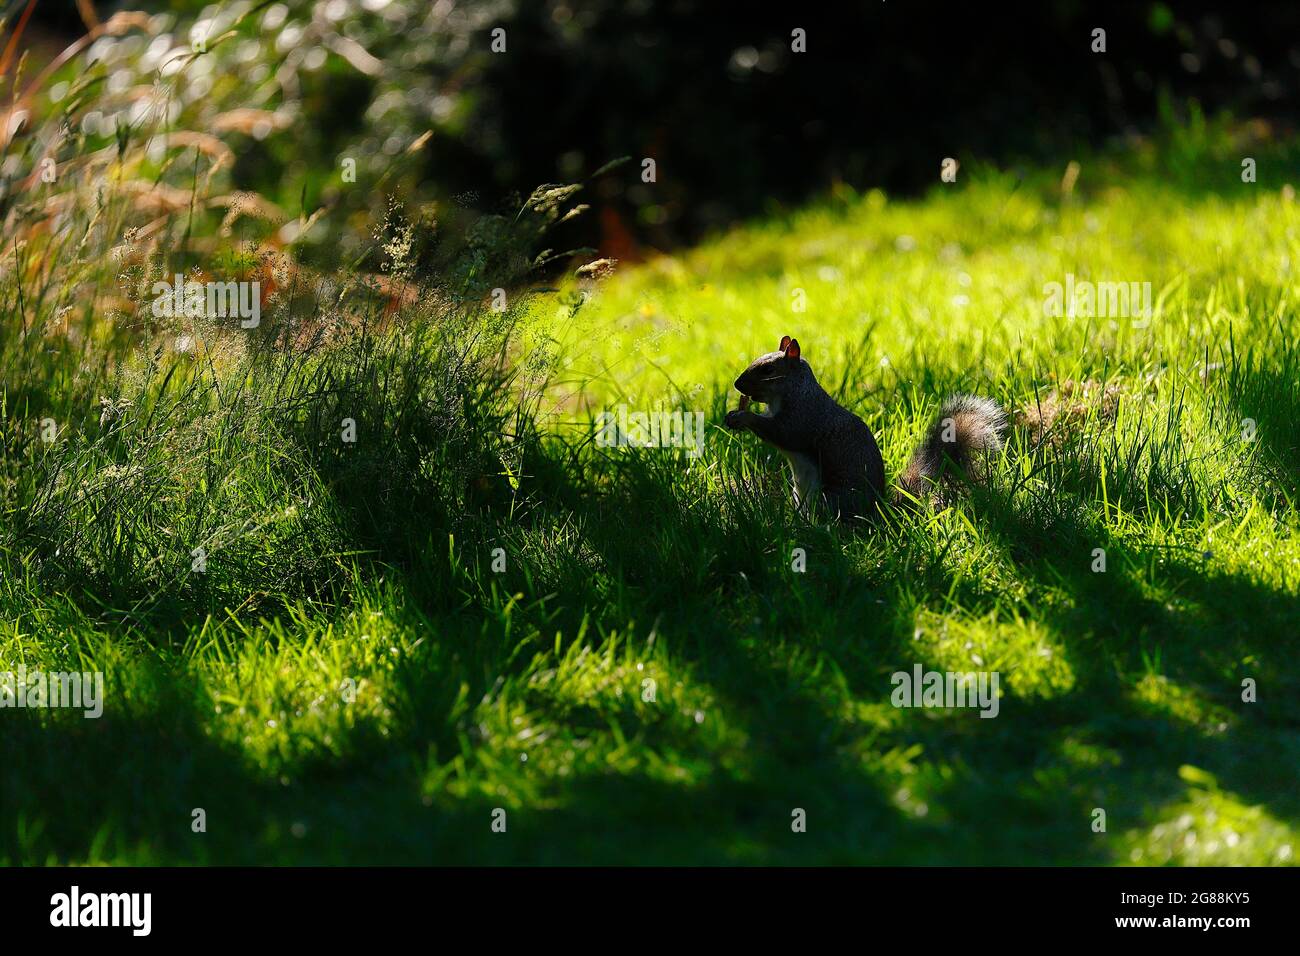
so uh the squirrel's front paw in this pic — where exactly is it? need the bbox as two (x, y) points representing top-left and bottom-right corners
(724, 409), (749, 430)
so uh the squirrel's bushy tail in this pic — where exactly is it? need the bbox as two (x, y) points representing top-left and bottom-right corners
(895, 394), (1006, 507)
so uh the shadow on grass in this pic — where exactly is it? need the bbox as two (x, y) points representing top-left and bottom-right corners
(925, 465), (1300, 859)
(8, 389), (1300, 864)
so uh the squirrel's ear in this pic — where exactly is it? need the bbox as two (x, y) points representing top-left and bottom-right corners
(785, 338), (801, 361)
(779, 334), (792, 352)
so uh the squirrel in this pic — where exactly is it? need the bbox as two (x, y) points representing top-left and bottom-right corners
(723, 335), (1006, 520)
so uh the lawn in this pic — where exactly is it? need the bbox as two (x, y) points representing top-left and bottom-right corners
(4, 126), (1299, 864)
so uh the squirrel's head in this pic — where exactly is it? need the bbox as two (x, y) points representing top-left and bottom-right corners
(734, 335), (812, 403)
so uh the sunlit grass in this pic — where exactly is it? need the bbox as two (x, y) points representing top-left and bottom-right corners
(5, 126), (1300, 863)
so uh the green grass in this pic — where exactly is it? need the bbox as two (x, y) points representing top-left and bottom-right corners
(5, 137), (1300, 864)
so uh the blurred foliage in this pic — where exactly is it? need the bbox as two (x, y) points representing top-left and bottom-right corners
(13, 0), (1300, 260)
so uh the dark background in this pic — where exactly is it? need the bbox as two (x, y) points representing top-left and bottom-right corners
(25, 0), (1300, 256)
